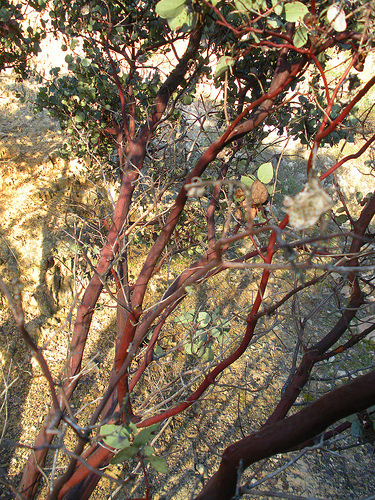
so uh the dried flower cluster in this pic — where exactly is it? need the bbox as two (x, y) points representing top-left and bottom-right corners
(283, 177), (333, 230)
(185, 177), (205, 198)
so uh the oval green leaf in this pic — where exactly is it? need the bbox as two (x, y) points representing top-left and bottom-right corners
(144, 445), (155, 457)
(133, 423), (159, 447)
(234, 0), (253, 12)
(185, 343), (193, 354)
(257, 162), (273, 184)
(283, 1), (308, 22)
(198, 311), (210, 327)
(293, 26), (308, 48)
(74, 112), (85, 123)
(240, 174), (255, 187)
(210, 328), (221, 338)
(183, 94), (193, 105)
(110, 445), (139, 464)
(215, 56), (235, 78)
(148, 455), (169, 473)
(203, 347), (215, 361)
(267, 17), (282, 29)
(155, 0), (185, 19)
(167, 8), (198, 32)
(100, 425), (130, 449)
(272, 0), (284, 15)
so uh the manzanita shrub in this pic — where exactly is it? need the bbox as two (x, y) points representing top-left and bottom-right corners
(1, 1), (375, 499)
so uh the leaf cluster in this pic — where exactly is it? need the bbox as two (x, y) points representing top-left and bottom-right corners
(174, 308), (232, 361)
(0, 0), (48, 76)
(290, 95), (358, 146)
(100, 422), (168, 473)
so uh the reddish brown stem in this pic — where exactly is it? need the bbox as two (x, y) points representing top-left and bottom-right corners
(320, 134), (375, 180)
(25, 27), (204, 500)
(316, 75), (375, 142)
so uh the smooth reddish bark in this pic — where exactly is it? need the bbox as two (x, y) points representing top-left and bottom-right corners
(194, 370), (375, 500)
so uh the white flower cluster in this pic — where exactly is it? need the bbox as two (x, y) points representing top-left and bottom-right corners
(283, 177), (333, 230)
(185, 177), (205, 198)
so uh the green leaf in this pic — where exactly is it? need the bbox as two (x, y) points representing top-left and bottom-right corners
(234, 0), (261, 13)
(110, 445), (139, 464)
(267, 17), (282, 29)
(128, 421), (138, 435)
(154, 344), (164, 356)
(197, 311), (211, 327)
(183, 94), (193, 105)
(272, 0), (283, 16)
(144, 445), (155, 457)
(215, 56), (235, 78)
(148, 455), (169, 473)
(257, 162), (273, 184)
(74, 112), (85, 123)
(210, 328), (222, 338)
(133, 423), (159, 447)
(250, 31), (260, 43)
(241, 175), (255, 187)
(184, 343), (193, 354)
(100, 424), (119, 435)
(81, 58), (91, 67)
(196, 330), (207, 341)
(167, 8), (198, 32)
(283, 1), (308, 22)
(70, 38), (80, 50)
(293, 26), (308, 48)
(155, 0), (185, 19)
(100, 425), (130, 449)
(49, 67), (60, 76)
(174, 311), (194, 326)
(258, 213), (266, 223)
(351, 419), (364, 439)
(335, 214), (348, 225)
(203, 347), (215, 361)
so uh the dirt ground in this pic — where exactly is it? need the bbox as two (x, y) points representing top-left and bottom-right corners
(1, 73), (375, 500)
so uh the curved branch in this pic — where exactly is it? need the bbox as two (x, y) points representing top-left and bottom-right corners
(194, 370), (375, 500)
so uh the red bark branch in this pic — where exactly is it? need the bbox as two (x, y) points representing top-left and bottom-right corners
(194, 370), (375, 500)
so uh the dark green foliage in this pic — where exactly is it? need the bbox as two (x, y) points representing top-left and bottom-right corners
(33, 1), (168, 160)
(0, 0), (48, 76)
